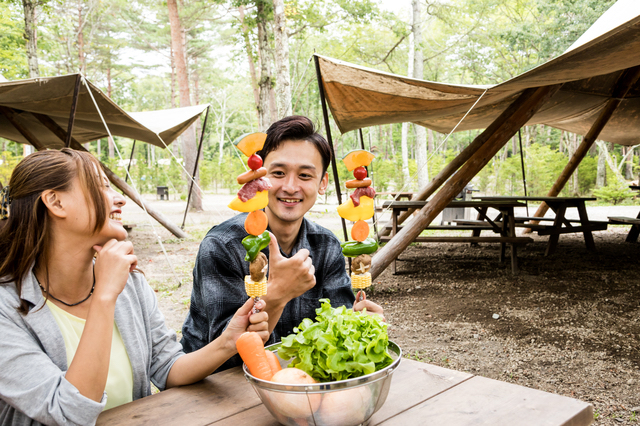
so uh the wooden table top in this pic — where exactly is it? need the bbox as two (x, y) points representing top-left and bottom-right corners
(473, 195), (596, 203)
(98, 358), (592, 426)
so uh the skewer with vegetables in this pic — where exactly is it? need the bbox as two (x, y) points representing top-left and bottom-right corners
(336, 150), (379, 302)
(228, 133), (272, 312)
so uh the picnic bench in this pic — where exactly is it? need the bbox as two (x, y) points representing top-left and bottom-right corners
(97, 358), (593, 426)
(607, 186), (640, 242)
(375, 192), (415, 212)
(379, 200), (532, 274)
(473, 196), (608, 256)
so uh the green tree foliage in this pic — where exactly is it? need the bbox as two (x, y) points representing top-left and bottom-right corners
(0, 2), (27, 79)
(1, 0), (634, 205)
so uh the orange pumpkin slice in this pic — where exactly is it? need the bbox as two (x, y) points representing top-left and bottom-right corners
(342, 149), (375, 172)
(234, 132), (267, 157)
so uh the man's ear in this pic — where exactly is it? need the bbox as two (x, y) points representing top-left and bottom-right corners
(41, 190), (67, 219)
(318, 172), (329, 195)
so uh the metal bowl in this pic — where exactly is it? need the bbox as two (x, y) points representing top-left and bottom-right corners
(243, 341), (402, 426)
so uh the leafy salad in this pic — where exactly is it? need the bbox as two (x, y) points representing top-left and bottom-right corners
(277, 299), (393, 382)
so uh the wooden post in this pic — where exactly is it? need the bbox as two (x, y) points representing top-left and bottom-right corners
(125, 140), (136, 183)
(0, 106), (46, 150)
(527, 66), (640, 226)
(370, 84), (562, 279)
(377, 111), (505, 239)
(28, 111), (188, 238)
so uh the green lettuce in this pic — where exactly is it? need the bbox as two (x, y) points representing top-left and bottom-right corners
(277, 299), (393, 382)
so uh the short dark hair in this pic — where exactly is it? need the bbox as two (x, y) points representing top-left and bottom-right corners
(258, 116), (332, 176)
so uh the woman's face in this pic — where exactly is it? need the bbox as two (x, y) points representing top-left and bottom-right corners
(62, 173), (128, 244)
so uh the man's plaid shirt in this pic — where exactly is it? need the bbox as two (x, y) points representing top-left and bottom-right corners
(181, 213), (355, 372)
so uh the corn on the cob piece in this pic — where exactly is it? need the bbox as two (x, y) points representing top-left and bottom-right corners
(245, 275), (267, 298)
(351, 272), (371, 290)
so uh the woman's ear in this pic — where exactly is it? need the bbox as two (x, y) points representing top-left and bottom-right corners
(318, 172), (329, 195)
(41, 190), (67, 219)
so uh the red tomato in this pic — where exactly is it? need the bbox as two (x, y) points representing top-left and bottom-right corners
(247, 154), (263, 171)
(353, 166), (367, 180)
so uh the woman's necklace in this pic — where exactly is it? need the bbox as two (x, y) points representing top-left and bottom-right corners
(36, 268), (95, 307)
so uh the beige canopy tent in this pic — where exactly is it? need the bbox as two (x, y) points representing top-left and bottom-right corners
(0, 73), (209, 238)
(313, 0), (640, 278)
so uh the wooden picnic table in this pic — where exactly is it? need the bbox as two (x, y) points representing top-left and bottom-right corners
(473, 196), (608, 256)
(608, 186), (640, 242)
(379, 200), (531, 274)
(98, 358), (592, 426)
(377, 191), (415, 200)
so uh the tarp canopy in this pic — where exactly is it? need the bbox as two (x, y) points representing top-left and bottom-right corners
(317, 0), (640, 146)
(0, 73), (208, 148)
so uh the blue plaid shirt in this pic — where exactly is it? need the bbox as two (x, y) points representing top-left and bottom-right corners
(181, 213), (355, 371)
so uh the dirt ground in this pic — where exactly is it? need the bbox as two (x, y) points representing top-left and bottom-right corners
(124, 196), (639, 426)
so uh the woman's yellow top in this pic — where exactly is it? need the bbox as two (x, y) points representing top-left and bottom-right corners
(46, 300), (134, 410)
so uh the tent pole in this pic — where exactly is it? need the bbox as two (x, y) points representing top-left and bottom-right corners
(65, 75), (82, 148)
(370, 84), (562, 279)
(182, 105), (210, 229)
(28, 111), (188, 238)
(517, 129), (529, 217)
(314, 55), (349, 243)
(526, 66), (640, 230)
(125, 141), (136, 183)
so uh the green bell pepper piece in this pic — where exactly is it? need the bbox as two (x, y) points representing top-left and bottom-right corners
(242, 231), (271, 262)
(340, 237), (378, 257)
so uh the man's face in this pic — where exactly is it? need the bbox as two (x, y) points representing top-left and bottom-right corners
(264, 139), (329, 225)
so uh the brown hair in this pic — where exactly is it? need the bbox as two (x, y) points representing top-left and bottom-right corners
(0, 148), (108, 314)
(257, 116), (333, 176)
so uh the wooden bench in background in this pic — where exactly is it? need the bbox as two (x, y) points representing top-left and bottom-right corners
(609, 215), (640, 243)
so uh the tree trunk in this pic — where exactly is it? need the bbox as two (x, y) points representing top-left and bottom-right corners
(256, 1), (274, 131)
(400, 31), (414, 186)
(106, 66), (115, 158)
(412, 0), (428, 188)
(170, 45), (177, 108)
(273, 0), (291, 118)
(624, 146), (633, 180)
(238, 6), (260, 122)
(77, 1), (85, 74)
(167, 0), (202, 211)
(22, 0), (39, 78)
(597, 143), (606, 187)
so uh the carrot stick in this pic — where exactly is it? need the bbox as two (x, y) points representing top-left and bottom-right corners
(264, 349), (282, 374)
(245, 210), (268, 236)
(351, 220), (370, 242)
(236, 332), (273, 380)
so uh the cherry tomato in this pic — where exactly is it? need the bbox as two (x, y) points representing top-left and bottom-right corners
(247, 154), (263, 171)
(353, 166), (367, 180)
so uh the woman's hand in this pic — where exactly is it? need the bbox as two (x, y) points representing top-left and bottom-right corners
(223, 298), (270, 352)
(92, 239), (138, 302)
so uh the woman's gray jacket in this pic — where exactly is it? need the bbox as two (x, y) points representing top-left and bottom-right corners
(0, 269), (184, 426)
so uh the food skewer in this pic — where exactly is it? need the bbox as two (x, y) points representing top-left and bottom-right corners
(337, 150), (379, 304)
(229, 132), (271, 313)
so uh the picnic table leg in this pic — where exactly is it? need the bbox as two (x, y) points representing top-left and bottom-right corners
(625, 211), (640, 243)
(576, 202), (596, 251)
(507, 208), (518, 274)
(392, 208), (399, 274)
(545, 205), (566, 256)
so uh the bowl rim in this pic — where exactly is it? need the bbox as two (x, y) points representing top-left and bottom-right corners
(243, 340), (402, 393)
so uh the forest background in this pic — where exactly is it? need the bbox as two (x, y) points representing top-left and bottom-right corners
(1, 0), (638, 207)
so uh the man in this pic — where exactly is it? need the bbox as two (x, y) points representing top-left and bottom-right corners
(181, 115), (382, 371)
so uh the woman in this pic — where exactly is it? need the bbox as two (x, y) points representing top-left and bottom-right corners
(0, 149), (269, 425)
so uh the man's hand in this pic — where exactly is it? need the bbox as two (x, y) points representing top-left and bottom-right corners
(267, 232), (316, 305)
(353, 291), (385, 321)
